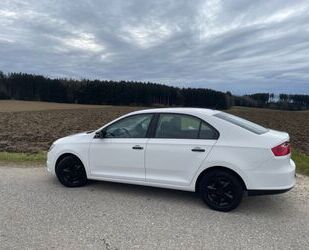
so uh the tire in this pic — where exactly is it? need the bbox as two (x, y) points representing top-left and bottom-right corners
(55, 155), (88, 187)
(199, 170), (243, 212)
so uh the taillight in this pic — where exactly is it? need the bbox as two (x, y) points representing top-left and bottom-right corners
(271, 141), (291, 156)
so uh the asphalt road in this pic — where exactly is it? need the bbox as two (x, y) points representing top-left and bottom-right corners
(0, 166), (309, 250)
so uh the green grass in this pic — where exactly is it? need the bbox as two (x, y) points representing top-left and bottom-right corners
(0, 151), (46, 164)
(292, 150), (309, 176)
(0, 150), (308, 176)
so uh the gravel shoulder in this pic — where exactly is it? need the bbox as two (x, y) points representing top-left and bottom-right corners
(0, 166), (309, 249)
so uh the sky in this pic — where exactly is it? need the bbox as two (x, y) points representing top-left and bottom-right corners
(0, 0), (309, 95)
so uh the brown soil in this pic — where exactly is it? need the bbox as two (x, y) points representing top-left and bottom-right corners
(0, 105), (143, 152)
(0, 101), (308, 153)
(0, 100), (109, 112)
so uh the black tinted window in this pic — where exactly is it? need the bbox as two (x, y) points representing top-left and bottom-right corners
(155, 114), (218, 140)
(199, 122), (219, 139)
(155, 114), (200, 139)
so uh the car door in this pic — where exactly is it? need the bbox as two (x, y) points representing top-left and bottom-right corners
(145, 113), (218, 186)
(89, 113), (153, 181)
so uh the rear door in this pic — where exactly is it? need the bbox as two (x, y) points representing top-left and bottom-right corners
(145, 113), (218, 186)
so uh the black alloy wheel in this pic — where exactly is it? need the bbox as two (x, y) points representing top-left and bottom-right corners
(55, 155), (87, 187)
(199, 170), (243, 212)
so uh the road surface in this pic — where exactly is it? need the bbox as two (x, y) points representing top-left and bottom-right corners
(0, 166), (309, 249)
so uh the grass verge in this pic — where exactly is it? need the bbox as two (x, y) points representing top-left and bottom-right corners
(0, 150), (308, 176)
(292, 150), (309, 176)
(0, 151), (46, 165)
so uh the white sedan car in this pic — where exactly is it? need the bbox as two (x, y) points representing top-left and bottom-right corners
(47, 108), (295, 211)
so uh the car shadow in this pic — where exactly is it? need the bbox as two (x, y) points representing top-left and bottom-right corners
(87, 180), (291, 215)
(50, 176), (292, 215)
(237, 194), (292, 215)
(88, 179), (201, 204)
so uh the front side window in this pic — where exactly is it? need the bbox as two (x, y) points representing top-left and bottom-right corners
(104, 114), (153, 138)
(155, 114), (218, 139)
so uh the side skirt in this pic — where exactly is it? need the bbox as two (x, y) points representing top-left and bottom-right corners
(88, 175), (195, 192)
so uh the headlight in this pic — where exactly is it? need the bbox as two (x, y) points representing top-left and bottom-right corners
(48, 143), (55, 152)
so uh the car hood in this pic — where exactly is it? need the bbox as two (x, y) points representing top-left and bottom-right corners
(54, 131), (94, 144)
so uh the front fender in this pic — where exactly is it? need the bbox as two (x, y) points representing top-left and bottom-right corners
(47, 143), (90, 177)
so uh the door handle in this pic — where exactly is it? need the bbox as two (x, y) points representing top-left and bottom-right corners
(132, 145), (143, 150)
(191, 147), (205, 152)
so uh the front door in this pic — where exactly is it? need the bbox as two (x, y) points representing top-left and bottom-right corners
(89, 113), (153, 181)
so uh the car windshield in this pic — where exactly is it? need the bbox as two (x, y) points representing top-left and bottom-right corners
(214, 112), (268, 135)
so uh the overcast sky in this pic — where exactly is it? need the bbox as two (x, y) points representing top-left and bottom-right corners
(1, 0), (309, 94)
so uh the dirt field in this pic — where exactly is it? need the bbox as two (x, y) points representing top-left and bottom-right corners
(0, 101), (308, 153)
(0, 101), (142, 152)
(0, 100), (108, 112)
(229, 107), (309, 154)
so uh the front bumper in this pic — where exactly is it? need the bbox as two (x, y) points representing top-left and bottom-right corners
(46, 151), (56, 175)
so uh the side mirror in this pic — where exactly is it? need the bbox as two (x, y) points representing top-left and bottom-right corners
(94, 130), (106, 139)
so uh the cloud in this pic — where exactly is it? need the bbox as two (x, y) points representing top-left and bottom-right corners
(0, 0), (308, 94)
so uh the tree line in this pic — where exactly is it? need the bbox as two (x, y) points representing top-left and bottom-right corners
(236, 93), (309, 110)
(0, 71), (308, 110)
(0, 71), (232, 109)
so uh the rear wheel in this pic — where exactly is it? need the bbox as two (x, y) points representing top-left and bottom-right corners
(55, 155), (87, 187)
(199, 170), (243, 212)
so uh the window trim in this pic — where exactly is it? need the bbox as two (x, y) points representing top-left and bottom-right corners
(151, 112), (220, 140)
(98, 113), (156, 139)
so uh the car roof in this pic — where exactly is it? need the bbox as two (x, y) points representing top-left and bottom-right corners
(130, 107), (221, 116)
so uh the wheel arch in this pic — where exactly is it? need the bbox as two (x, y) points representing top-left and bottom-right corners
(56, 153), (76, 166)
(55, 153), (87, 174)
(195, 166), (247, 192)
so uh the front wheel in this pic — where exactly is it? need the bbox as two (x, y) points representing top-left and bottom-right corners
(199, 170), (243, 212)
(55, 155), (88, 187)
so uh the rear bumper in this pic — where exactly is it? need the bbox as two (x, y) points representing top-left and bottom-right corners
(247, 187), (293, 196)
(244, 158), (296, 191)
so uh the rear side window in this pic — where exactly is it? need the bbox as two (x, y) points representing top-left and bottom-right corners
(199, 122), (219, 139)
(155, 114), (218, 139)
(214, 112), (268, 135)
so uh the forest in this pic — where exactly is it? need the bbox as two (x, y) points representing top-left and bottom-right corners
(0, 71), (308, 110)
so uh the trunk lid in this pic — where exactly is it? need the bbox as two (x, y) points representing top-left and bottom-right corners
(262, 129), (290, 148)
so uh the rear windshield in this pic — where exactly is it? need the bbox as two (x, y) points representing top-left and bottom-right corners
(214, 112), (268, 135)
